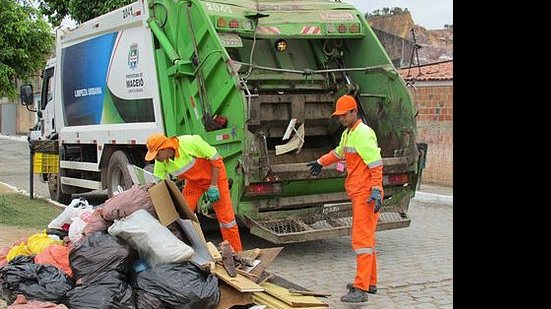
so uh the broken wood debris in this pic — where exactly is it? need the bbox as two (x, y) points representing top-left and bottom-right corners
(255, 282), (329, 307)
(219, 240), (237, 277)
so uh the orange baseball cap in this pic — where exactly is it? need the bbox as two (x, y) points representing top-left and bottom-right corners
(145, 133), (168, 161)
(332, 95), (357, 116)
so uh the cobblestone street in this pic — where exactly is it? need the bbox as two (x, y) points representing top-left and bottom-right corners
(243, 195), (454, 308)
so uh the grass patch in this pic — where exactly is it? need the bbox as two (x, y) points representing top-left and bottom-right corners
(0, 193), (62, 229)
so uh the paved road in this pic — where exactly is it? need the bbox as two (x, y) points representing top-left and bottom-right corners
(0, 135), (453, 308)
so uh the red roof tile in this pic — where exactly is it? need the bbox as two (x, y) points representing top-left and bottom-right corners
(400, 60), (453, 81)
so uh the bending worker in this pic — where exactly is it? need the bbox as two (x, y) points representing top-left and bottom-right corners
(145, 132), (243, 252)
(307, 95), (383, 303)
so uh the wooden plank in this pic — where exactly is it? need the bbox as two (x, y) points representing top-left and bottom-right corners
(249, 247), (284, 278)
(235, 248), (261, 266)
(214, 264), (264, 293)
(215, 281), (253, 309)
(260, 282), (329, 307)
(288, 289), (331, 297)
(252, 292), (328, 309)
(207, 242), (222, 262)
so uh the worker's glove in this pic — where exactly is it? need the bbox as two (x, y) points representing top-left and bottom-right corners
(307, 160), (323, 176)
(368, 187), (383, 213)
(206, 185), (220, 203)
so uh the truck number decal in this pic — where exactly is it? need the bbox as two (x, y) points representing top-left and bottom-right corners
(204, 2), (233, 14)
(123, 7), (133, 19)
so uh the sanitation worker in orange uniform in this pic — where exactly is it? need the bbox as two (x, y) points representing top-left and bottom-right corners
(145, 133), (243, 252)
(307, 95), (383, 303)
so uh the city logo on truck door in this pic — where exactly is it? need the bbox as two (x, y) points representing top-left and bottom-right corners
(128, 43), (139, 70)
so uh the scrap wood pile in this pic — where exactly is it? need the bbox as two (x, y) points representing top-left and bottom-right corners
(0, 180), (329, 309)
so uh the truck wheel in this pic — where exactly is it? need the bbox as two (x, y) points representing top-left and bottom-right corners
(48, 172), (72, 205)
(106, 150), (133, 198)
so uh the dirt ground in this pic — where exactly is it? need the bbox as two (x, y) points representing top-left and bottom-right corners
(0, 183), (14, 194)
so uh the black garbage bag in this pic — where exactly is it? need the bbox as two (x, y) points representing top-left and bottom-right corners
(134, 262), (219, 309)
(69, 232), (137, 281)
(135, 290), (166, 309)
(65, 271), (134, 309)
(0, 255), (73, 305)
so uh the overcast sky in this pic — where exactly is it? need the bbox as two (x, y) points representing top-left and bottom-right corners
(345, 0), (453, 29)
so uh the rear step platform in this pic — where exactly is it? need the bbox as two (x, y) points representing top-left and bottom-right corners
(247, 208), (411, 244)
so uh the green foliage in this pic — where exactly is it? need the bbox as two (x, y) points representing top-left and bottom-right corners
(365, 7), (409, 19)
(39, 0), (134, 26)
(38, 0), (68, 27)
(0, 0), (54, 99)
(0, 193), (62, 229)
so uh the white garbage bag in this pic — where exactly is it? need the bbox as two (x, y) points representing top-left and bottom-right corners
(47, 198), (93, 229)
(108, 209), (194, 267)
(68, 217), (87, 244)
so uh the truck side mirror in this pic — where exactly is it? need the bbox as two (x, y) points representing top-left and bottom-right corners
(20, 84), (34, 106)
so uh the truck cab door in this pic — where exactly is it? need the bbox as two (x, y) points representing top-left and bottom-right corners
(40, 66), (55, 138)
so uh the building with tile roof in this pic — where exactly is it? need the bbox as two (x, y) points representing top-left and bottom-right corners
(400, 60), (453, 186)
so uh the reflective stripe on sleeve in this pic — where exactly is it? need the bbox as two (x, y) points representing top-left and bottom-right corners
(367, 159), (383, 168)
(331, 149), (344, 159)
(210, 153), (222, 161)
(170, 158), (196, 177)
(344, 146), (357, 153)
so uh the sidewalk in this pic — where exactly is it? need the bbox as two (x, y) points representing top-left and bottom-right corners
(414, 183), (453, 205)
(418, 183), (453, 196)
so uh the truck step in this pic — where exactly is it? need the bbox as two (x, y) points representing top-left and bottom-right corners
(247, 209), (411, 244)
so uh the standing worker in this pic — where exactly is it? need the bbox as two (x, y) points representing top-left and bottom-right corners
(145, 132), (243, 252)
(307, 95), (383, 303)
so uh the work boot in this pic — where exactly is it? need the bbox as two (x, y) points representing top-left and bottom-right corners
(346, 283), (377, 294)
(340, 287), (369, 303)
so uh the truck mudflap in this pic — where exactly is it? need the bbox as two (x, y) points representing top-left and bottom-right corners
(245, 204), (410, 244)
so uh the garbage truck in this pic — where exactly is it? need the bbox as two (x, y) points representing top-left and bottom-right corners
(21, 0), (427, 243)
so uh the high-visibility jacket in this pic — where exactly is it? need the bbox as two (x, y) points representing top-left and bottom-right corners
(153, 135), (224, 187)
(319, 120), (383, 196)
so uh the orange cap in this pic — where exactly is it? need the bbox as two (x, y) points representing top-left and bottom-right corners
(332, 95), (357, 116)
(145, 133), (169, 161)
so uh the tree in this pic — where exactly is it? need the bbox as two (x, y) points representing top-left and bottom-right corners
(39, 0), (134, 26)
(366, 7), (409, 19)
(0, 0), (54, 98)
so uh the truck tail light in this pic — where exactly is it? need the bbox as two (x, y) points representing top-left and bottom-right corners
(338, 24), (347, 33)
(217, 17), (227, 28)
(245, 183), (283, 197)
(229, 19), (239, 28)
(349, 23), (360, 33)
(384, 173), (409, 186)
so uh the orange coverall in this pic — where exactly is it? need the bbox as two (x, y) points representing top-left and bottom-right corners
(318, 119), (383, 291)
(153, 135), (242, 251)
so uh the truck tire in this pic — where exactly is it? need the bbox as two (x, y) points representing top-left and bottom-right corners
(106, 150), (133, 198)
(48, 172), (72, 205)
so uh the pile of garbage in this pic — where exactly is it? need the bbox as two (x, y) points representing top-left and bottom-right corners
(0, 183), (220, 308)
(0, 180), (329, 309)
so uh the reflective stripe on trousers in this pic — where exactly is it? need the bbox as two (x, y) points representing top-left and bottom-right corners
(219, 219), (237, 229)
(182, 179), (243, 252)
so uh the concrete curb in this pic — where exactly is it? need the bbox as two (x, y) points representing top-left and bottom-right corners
(413, 191), (453, 205)
(0, 181), (66, 209)
(0, 134), (27, 142)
